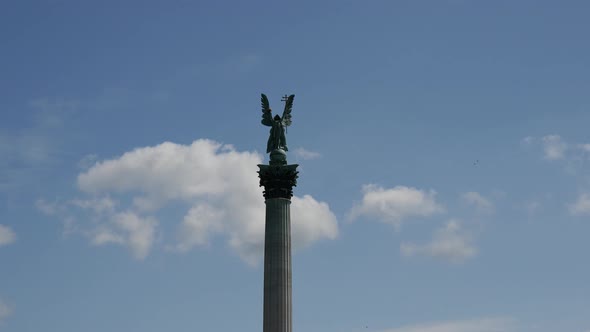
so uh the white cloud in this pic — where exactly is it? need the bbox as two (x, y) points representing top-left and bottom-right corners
(401, 220), (477, 263)
(0, 299), (12, 324)
(176, 203), (225, 250)
(78, 140), (249, 199)
(0, 225), (16, 246)
(542, 135), (567, 160)
(175, 194), (338, 265)
(109, 212), (157, 259)
(43, 139), (338, 263)
(350, 185), (444, 229)
(461, 192), (494, 214)
(568, 193), (590, 216)
(291, 195), (338, 249)
(379, 317), (514, 332)
(294, 147), (321, 160)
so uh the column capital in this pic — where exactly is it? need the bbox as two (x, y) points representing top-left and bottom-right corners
(258, 164), (299, 200)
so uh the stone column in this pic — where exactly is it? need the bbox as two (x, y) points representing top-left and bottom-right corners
(258, 149), (298, 332)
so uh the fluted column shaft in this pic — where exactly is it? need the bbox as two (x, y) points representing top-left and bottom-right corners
(258, 162), (298, 332)
(263, 198), (292, 332)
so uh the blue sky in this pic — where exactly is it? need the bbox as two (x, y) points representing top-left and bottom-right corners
(1, 1), (590, 331)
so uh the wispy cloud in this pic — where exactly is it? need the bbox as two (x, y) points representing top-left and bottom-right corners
(0, 298), (12, 324)
(294, 147), (321, 160)
(77, 154), (98, 169)
(0, 131), (54, 167)
(520, 136), (535, 147)
(521, 134), (590, 177)
(0, 225), (16, 247)
(568, 193), (590, 216)
(461, 192), (494, 214)
(401, 220), (477, 263)
(541, 135), (567, 160)
(0, 98), (76, 191)
(173, 53), (263, 81)
(28, 98), (78, 127)
(232, 54), (262, 73)
(522, 134), (590, 164)
(524, 200), (541, 218)
(378, 317), (515, 332)
(93, 211), (157, 259)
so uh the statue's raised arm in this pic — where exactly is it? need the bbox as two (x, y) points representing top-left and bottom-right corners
(260, 93), (295, 154)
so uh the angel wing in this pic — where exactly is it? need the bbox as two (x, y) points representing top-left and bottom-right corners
(281, 94), (295, 127)
(261, 93), (273, 126)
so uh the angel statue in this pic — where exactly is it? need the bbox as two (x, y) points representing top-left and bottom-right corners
(261, 93), (294, 153)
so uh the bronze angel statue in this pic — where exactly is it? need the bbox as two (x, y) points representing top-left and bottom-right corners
(261, 93), (294, 153)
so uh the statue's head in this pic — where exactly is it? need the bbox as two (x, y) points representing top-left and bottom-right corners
(274, 114), (281, 121)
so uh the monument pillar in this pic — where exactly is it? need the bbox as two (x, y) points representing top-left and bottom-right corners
(258, 149), (298, 332)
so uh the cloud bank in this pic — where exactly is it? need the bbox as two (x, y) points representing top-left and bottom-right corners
(40, 139), (338, 263)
